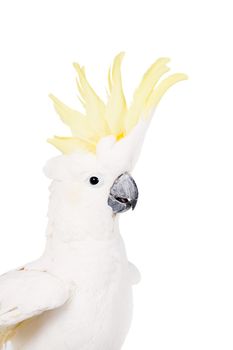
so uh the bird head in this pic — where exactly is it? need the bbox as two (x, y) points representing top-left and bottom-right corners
(45, 53), (187, 218)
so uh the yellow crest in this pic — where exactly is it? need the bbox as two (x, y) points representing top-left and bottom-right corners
(48, 53), (187, 154)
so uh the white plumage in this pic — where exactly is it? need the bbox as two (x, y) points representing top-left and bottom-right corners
(0, 125), (143, 349)
(0, 55), (186, 349)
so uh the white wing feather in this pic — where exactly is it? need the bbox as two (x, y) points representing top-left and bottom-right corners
(0, 269), (71, 344)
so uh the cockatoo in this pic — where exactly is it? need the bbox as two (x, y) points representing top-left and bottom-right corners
(0, 53), (186, 350)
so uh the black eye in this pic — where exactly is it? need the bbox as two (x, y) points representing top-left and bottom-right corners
(89, 176), (99, 185)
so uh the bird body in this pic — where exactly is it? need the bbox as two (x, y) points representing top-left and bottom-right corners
(5, 235), (135, 350)
(0, 54), (186, 349)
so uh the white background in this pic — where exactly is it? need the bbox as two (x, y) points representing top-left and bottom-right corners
(0, 1), (232, 349)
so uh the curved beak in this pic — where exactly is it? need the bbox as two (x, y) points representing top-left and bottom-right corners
(108, 172), (139, 214)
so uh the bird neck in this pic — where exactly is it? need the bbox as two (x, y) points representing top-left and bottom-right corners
(45, 180), (119, 243)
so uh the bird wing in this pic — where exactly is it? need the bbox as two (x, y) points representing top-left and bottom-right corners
(0, 269), (71, 345)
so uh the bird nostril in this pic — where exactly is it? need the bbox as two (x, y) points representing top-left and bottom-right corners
(116, 197), (129, 204)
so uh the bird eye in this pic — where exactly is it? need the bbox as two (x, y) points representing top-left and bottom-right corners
(86, 173), (104, 188)
(89, 176), (99, 185)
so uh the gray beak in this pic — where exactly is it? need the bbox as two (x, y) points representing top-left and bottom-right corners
(108, 172), (139, 214)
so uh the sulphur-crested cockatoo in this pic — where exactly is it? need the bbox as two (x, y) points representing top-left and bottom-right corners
(0, 53), (186, 350)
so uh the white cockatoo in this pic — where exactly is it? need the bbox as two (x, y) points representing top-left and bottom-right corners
(0, 53), (186, 350)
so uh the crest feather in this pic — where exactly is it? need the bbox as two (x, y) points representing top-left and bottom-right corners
(105, 52), (127, 137)
(49, 54), (187, 154)
(48, 136), (95, 154)
(124, 57), (171, 133)
(49, 94), (97, 142)
(145, 73), (188, 112)
(73, 63), (109, 137)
